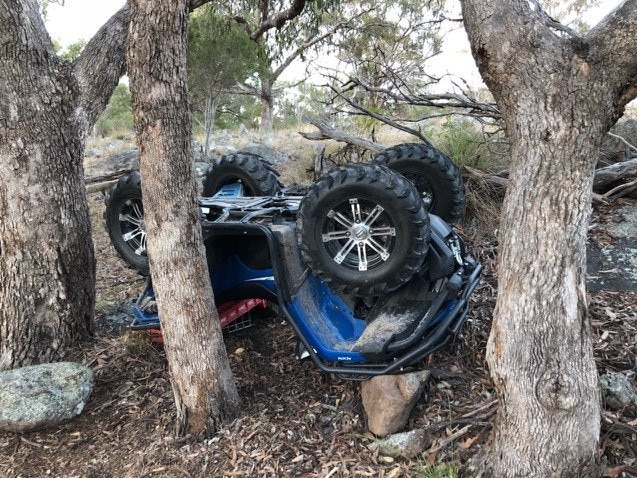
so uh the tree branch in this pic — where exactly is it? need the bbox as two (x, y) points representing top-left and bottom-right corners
(329, 85), (432, 145)
(586, 0), (637, 110)
(271, 22), (348, 82)
(607, 132), (637, 153)
(73, 4), (129, 133)
(74, 0), (214, 135)
(235, 0), (308, 41)
(226, 83), (260, 96)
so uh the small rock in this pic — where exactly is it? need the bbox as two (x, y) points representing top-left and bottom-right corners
(361, 370), (430, 437)
(368, 428), (431, 459)
(0, 362), (94, 432)
(600, 372), (637, 410)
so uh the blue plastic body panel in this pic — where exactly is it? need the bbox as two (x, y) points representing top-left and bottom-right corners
(211, 255), (276, 296)
(286, 274), (367, 363)
(213, 183), (243, 198)
(133, 253), (371, 364)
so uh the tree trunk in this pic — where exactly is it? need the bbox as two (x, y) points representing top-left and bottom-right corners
(461, 1), (637, 476)
(0, 0), (99, 369)
(485, 118), (602, 477)
(203, 93), (219, 161)
(260, 80), (274, 136)
(127, 0), (240, 437)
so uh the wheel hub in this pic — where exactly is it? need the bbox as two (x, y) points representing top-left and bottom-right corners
(351, 224), (370, 241)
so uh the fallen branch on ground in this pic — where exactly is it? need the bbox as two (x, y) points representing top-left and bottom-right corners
(84, 168), (135, 193)
(299, 117), (386, 154)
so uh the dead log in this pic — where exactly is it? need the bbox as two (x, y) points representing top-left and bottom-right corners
(592, 157), (637, 191)
(462, 166), (509, 188)
(84, 167), (135, 194)
(86, 179), (119, 194)
(299, 117), (386, 154)
(85, 168), (135, 184)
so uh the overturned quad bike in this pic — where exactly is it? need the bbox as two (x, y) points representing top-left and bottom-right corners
(104, 143), (481, 380)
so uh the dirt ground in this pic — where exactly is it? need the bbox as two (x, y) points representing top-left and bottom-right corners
(0, 193), (635, 478)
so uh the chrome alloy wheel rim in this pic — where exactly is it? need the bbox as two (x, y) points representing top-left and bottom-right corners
(119, 199), (147, 256)
(321, 198), (396, 272)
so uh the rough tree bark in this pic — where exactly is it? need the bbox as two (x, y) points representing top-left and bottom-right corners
(260, 79), (275, 135)
(460, 1), (637, 476)
(127, 0), (240, 436)
(0, 0), (128, 370)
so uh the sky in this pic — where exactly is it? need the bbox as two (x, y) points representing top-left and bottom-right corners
(45, 0), (125, 47)
(45, 0), (624, 90)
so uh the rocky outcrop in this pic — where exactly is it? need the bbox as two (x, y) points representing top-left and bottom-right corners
(361, 370), (430, 437)
(0, 362), (93, 432)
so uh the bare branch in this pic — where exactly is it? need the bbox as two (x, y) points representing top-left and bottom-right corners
(344, 73), (501, 119)
(317, 68), (500, 145)
(602, 179), (637, 199)
(226, 83), (260, 96)
(299, 116), (387, 153)
(235, 0), (308, 41)
(607, 132), (637, 154)
(329, 85), (432, 145)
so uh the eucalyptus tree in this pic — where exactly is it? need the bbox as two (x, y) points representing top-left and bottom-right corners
(223, 0), (341, 134)
(128, 0), (241, 436)
(188, 6), (262, 156)
(461, 0), (637, 476)
(0, 0), (128, 370)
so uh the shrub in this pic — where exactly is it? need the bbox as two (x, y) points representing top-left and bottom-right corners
(433, 119), (507, 172)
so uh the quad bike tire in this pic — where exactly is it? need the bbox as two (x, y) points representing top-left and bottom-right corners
(297, 163), (430, 297)
(104, 170), (149, 275)
(105, 153), (282, 274)
(202, 152), (283, 197)
(373, 143), (464, 224)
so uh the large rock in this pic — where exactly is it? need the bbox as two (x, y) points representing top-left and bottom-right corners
(600, 372), (637, 410)
(368, 428), (431, 458)
(361, 370), (430, 437)
(0, 362), (93, 432)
